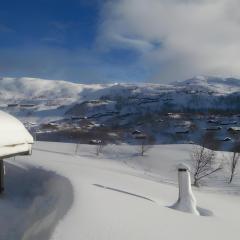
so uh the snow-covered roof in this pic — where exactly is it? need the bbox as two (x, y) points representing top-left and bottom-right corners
(228, 127), (240, 131)
(177, 163), (190, 171)
(0, 111), (33, 158)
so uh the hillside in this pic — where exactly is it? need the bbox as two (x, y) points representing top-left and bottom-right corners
(1, 142), (240, 239)
(1, 76), (240, 149)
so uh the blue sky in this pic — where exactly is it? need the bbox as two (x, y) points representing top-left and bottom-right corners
(0, 0), (99, 49)
(0, 0), (147, 83)
(0, 0), (239, 83)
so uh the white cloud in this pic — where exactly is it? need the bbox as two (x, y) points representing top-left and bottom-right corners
(98, 0), (240, 82)
(103, 33), (155, 52)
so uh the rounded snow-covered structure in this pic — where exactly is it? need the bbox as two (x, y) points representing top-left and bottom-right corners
(0, 110), (33, 158)
(171, 163), (199, 215)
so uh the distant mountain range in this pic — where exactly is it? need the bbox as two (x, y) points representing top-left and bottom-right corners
(1, 76), (240, 102)
(1, 75), (240, 119)
(1, 76), (240, 148)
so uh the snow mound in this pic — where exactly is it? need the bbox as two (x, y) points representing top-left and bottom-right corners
(0, 111), (33, 147)
(170, 163), (199, 215)
(0, 111), (33, 157)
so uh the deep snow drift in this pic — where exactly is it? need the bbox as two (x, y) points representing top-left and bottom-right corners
(1, 141), (240, 240)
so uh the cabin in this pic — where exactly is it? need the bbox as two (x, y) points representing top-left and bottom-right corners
(41, 123), (59, 130)
(7, 103), (18, 107)
(89, 139), (102, 145)
(208, 119), (219, 124)
(132, 130), (142, 135)
(175, 128), (189, 134)
(228, 127), (240, 133)
(71, 116), (86, 120)
(219, 121), (237, 126)
(220, 137), (231, 142)
(134, 134), (147, 140)
(0, 111), (33, 193)
(206, 126), (222, 131)
(19, 104), (36, 108)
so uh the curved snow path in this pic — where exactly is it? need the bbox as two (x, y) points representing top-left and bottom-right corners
(0, 161), (73, 240)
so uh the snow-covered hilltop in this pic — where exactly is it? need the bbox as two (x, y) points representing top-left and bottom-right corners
(1, 75), (240, 105)
(175, 75), (240, 94)
(0, 77), (109, 103)
(0, 75), (239, 103)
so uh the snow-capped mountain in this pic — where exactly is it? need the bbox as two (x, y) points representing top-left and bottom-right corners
(1, 76), (240, 148)
(0, 77), (110, 103)
(1, 75), (240, 103)
(175, 76), (240, 94)
(1, 75), (240, 119)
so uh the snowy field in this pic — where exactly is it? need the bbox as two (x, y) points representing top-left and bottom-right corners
(1, 142), (240, 240)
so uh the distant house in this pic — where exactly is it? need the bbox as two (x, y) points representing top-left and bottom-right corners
(228, 127), (240, 133)
(219, 121), (237, 126)
(175, 128), (189, 134)
(165, 112), (173, 116)
(19, 104), (36, 108)
(208, 119), (219, 124)
(7, 103), (18, 107)
(89, 139), (102, 145)
(206, 126), (222, 131)
(71, 116), (86, 120)
(134, 134), (147, 140)
(132, 130), (142, 135)
(41, 123), (59, 130)
(220, 137), (231, 142)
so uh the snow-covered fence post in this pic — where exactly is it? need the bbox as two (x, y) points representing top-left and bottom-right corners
(0, 159), (4, 193)
(172, 163), (199, 215)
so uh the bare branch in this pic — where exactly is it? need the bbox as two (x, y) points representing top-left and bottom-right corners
(191, 144), (221, 187)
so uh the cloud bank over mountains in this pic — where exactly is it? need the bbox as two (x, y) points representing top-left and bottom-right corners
(0, 0), (240, 83)
(99, 0), (240, 82)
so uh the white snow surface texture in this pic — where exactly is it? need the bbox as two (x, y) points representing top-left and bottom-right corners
(0, 110), (33, 157)
(3, 141), (239, 240)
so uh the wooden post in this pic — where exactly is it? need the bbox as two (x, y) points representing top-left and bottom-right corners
(0, 159), (4, 193)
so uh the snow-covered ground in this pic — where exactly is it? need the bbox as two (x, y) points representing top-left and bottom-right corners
(2, 141), (240, 240)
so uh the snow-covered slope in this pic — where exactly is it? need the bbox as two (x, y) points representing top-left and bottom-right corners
(1, 75), (240, 100)
(0, 76), (240, 108)
(0, 77), (111, 103)
(2, 142), (240, 240)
